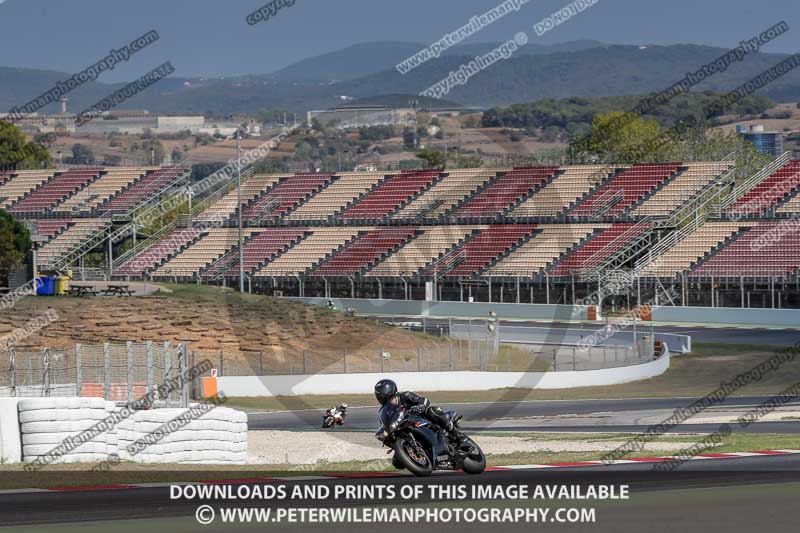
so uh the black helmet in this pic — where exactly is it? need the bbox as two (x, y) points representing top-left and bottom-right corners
(374, 379), (397, 405)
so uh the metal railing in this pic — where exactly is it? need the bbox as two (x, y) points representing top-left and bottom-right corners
(0, 342), (189, 406)
(718, 151), (791, 213)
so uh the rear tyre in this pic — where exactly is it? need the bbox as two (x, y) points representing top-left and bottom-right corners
(393, 437), (433, 477)
(461, 438), (486, 475)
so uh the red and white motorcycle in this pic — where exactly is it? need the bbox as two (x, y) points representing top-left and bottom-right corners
(322, 404), (348, 429)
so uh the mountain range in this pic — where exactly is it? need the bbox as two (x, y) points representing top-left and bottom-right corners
(1, 40), (798, 117)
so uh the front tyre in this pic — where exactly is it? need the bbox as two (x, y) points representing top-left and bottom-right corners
(391, 455), (405, 470)
(461, 438), (486, 475)
(393, 437), (433, 477)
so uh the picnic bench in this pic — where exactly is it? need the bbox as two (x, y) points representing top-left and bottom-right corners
(103, 284), (134, 297)
(66, 285), (96, 297)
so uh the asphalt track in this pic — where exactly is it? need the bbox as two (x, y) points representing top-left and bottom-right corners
(247, 396), (800, 433)
(3, 456), (800, 532)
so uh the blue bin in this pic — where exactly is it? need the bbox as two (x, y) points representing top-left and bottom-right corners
(36, 277), (54, 296)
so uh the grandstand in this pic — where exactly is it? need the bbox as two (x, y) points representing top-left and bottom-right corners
(0, 170), (56, 209)
(568, 163), (681, 218)
(8, 168), (103, 214)
(8, 156), (800, 308)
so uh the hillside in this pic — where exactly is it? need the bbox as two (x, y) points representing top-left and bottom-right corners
(0, 285), (438, 369)
(3, 43), (800, 116)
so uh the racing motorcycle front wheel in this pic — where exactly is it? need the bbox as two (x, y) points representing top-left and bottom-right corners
(392, 436), (433, 477)
(460, 437), (486, 475)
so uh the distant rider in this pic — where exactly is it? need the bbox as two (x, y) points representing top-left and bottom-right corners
(325, 403), (348, 425)
(373, 379), (470, 449)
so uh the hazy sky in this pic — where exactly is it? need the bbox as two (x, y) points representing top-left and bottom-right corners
(0, 0), (798, 81)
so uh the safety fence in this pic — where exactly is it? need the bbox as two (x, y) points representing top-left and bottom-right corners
(1, 332), (661, 396)
(195, 336), (656, 377)
(0, 342), (189, 405)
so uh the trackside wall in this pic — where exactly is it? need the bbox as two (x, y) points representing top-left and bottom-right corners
(218, 349), (670, 397)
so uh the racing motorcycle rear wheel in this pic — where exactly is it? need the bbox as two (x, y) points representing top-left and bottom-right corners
(393, 437), (433, 477)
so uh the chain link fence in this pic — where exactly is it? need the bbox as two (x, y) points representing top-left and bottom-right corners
(0, 331), (660, 397)
(0, 341), (189, 406)
(194, 337), (657, 377)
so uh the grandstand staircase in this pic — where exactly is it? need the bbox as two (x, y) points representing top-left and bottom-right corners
(578, 157), (737, 276)
(579, 219), (654, 275)
(114, 229), (207, 279)
(46, 166), (192, 273)
(475, 227), (544, 276)
(620, 165), (689, 217)
(439, 170), (505, 221)
(442, 168), (561, 221)
(99, 165), (191, 221)
(51, 167), (191, 270)
(413, 197), (445, 222)
(249, 197), (282, 225)
(498, 169), (565, 219)
(589, 189), (625, 219)
(83, 169), (150, 214)
(329, 173), (394, 221)
(539, 229), (604, 278)
(562, 167), (625, 218)
(632, 157), (737, 273)
(360, 229), (425, 276)
(379, 172), (448, 222)
(33, 220), (74, 244)
(716, 152), (791, 218)
(773, 187), (800, 215)
(275, 174), (342, 222)
(304, 232), (366, 275)
(684, 226), (751, 274)
(418, 229), (482, 279)
(328, 170), (445, 222)
(240, 173), (339, 225)
(418, 228), (483, 278)
(202, 229), (311, 280)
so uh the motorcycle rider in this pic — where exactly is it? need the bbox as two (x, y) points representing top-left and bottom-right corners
(374, 379), (470, 450)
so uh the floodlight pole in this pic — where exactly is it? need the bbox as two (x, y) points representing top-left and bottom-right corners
(237, 131), (245, 293)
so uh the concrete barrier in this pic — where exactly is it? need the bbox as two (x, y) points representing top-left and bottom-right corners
(290, 297), (587, 321)
(652, 306), (800, 327)
(0, 399), (22, 464)
(218, 349), (670, 397)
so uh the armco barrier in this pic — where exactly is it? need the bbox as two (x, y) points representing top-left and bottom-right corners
(652, 306), (800, 327)
(218, 349), (670, 397)
(290, 297), (587, 321)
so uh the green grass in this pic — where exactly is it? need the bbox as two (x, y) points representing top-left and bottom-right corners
(690, 342), (792, 356)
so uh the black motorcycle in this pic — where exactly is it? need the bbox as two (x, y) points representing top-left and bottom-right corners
(377, 402), (486, 477)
